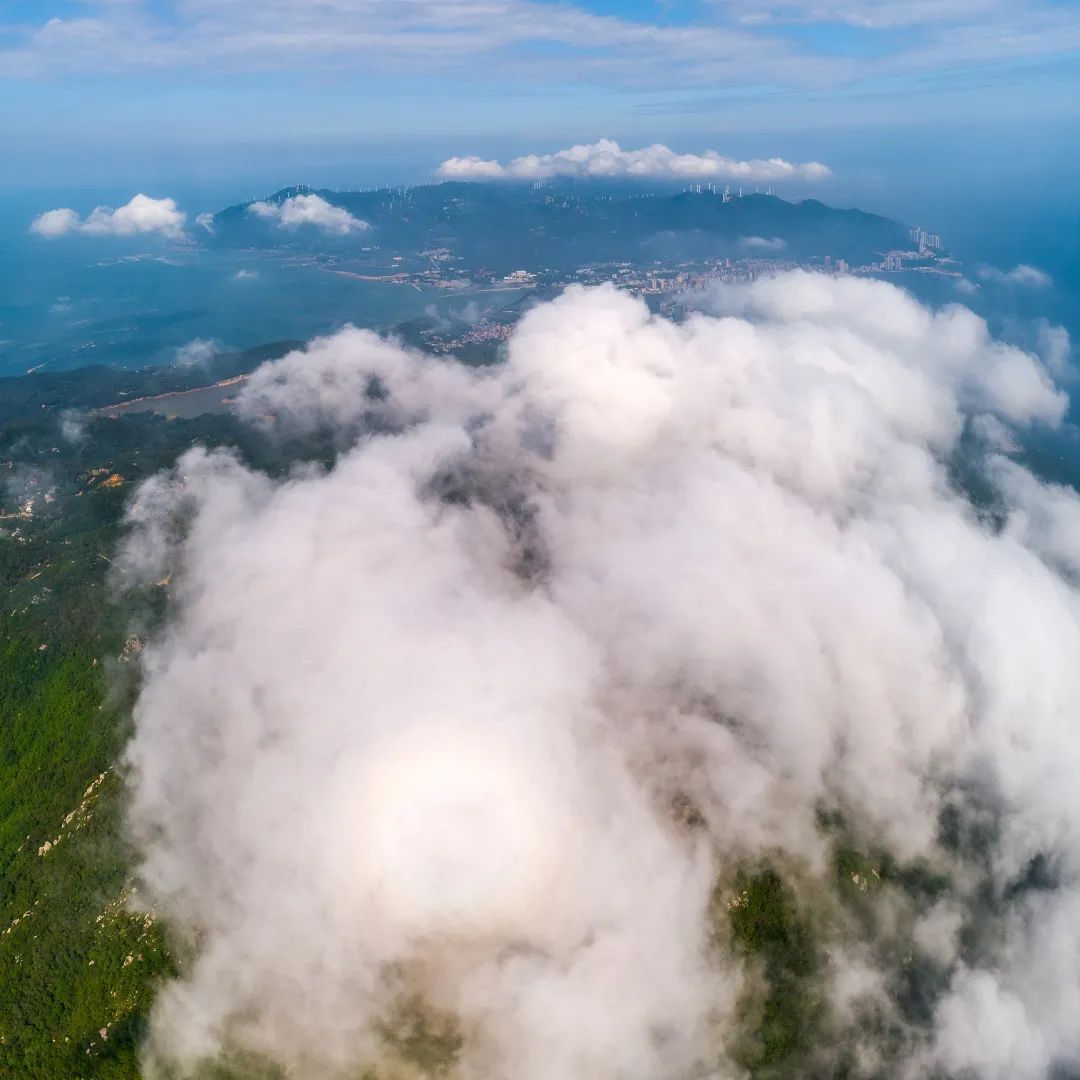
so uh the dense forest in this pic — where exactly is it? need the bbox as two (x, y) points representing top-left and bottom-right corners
(0, 342), (332, 1076)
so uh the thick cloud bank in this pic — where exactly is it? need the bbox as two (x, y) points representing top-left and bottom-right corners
(438, 139), (831, 182)
(30, 194), (186, 238)
(119, 274), (1080, 1079)
(248, 193), (369, 236)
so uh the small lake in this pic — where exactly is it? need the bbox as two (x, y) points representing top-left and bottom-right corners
(99, 377), (250, 419)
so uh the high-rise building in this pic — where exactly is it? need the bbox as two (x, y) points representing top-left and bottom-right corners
(908, 226), (943, 253)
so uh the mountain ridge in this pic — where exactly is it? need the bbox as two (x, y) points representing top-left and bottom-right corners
(206, 182), (909, 271)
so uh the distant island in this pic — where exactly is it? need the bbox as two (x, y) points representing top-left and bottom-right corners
(205, 180), (915, 278)
(198, 181), (965, 365)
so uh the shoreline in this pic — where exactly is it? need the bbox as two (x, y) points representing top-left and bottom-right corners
(98, 373), (251, 414)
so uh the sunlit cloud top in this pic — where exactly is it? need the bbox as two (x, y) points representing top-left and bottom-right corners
(29, 194), (186, 239)
(247, 194), (369, 236)
(438, 140), (831, 182)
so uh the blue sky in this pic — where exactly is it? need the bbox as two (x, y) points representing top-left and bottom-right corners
(2, 0), (1079, 220)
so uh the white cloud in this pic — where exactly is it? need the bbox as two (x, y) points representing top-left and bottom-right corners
(233, 269), (258, 281)
(195, 211), (215, 233)
(978, 263), (1053, 288)
(726, 0), (1010, 28)
(29, 194), (186, 239)
(30, 208), (82, 238)
(438, 156), (508, 179)
(439, 139), (831, 182)
(247, 194), (369, 236)
(58, 409), (88, 446)
(739, 235), (787, 250)
(116, 273), (1080, 1079)
(3, 0), (1077, 101)
(1036, 321), (1071, 376)
(173, 339), (220, 368)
